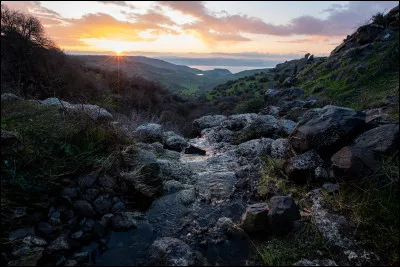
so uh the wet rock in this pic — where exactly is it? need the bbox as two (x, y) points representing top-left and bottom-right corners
(289, 105), (366, 155)
(293, 258), (338, 266)
(47, 236), (70, 252)
(83, 188), (99, 202)
(61, 187), (79, 199)
(314, 166), (329, 182)
(284, 150), (324, 184)
(9, 227), (35, 241)
(271, 138), (293, 159)
(192, 115), (227, 135)
(7, 248), (43, 266)
(240, 203), (269, 233)
(64, 260), (78, 266)
(100, 214), (114, 227)
(112, 212), (141, 231)
(92, 195), (113, 215)
(163, 131), (188, 152)
(148, 237), (196, 266)
(111, 202), (125, 213)
(322, 183), (339, 194)
(77, 174), (97, 189)
(37, 222), (53, 236)
(22, 236), (47, 247)
(268, 196), (301, 235)
(73, 252), (89, 263)
(73, 200), (95, 218)
(236, 138), (273, 158)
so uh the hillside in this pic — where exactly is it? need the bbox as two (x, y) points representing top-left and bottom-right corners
(206, 7), (399, 117)
(75, 55), (272, 97)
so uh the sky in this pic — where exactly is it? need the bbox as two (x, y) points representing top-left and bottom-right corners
(2, 1), (398, 68)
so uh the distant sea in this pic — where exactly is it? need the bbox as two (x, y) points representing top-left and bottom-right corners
(189, 65), (275, 74)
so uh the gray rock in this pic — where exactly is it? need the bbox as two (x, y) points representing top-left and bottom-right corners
(73, 200), (95, 218)
(83, 188), (99, 202)
(40, 97), (69, 107)
(314, 166), (329, 182)
(264, 106), (280, 117)
(353, 124), (399, 155)
(47, 236), (70, 252)
(176, 188), (196, 206)
(249, 115), (281, 138)
(9, 227), (34, 241)
(202, 126), (235, 143)
(322, 183), (339, 194)
(192, 115), (227, 135)
(73, 252), (89, 263)
(82, 218), (95, 232)
(1, 93), (23, 101)
(64, 260), (78, 266)
(236, 138), (273, 158)
(163, 180), (189, 195)
(280, 119), (297, 136)
(22, 236), (47, 247)
(92, 195), (113, 215)
(223, 113), (259, 131)
(158, 159), (194, 184)
(66, 103), (113, 121)
(271, 138), (293, 159)
(163, 131), (188, 152)
(148, 237), (196, 266)
(284, 150), (324, 184)
(240, 203), (269, 233)
(112, 212), (141, 231)
(135, 123), (163, 143)
(268, 196), (301, 235)
(12, 246), (31, 258)
(289, 105), (366, 155)
(7, 247), (43, 266)
(71, 231), (83, 240)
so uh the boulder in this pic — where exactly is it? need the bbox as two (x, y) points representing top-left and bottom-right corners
(202, 126), (235, 143)
(293, 259), (338, 266)
(61, 187), (79, 199)
(284, 150), (324, 184)
(222, 113), (259, 131)
(280, 119), (297, 136)
(37, 222), (53, 236)
(163, 131), (188, 152)
(289, 105), (366, 155)
(314, 166), (329, 182)
(192, 115), (227, 135)
(9, 227), (35, 241)
(73, 200), (95, 218)
(96, 175), (117, 189)
(66, 103), (113, 121)
(148, 237), (196, 266)
(352, 124), (399, 155)
(264, 88), (305, 106)
(135, 123), (163, 143)
(240, 203), (269, 233)
(1, 93), (23, 101)
(157, 159), (194, 184)
(268, 196), (301, 235)
(355, 24), (384, 45)
(236, 138), (273, 158)
(77, 174), (97, 189)
(184, 145), (206, 155)
(92, 195), (113, 215)
(47, 236), (70, 252)
(249, 115), (281, 138)
(322, 183), (339, 194)
(271, 138), (293, 159)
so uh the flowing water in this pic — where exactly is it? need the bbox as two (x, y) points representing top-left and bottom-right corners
(82, 137), (258, 266)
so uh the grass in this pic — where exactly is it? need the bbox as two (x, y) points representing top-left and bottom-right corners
(1, 100), (133, 233)
(323, 154), (399, 265)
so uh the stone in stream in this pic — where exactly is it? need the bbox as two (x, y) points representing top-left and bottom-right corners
(148, 237), (197, 266)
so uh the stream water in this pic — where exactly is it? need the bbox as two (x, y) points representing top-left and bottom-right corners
(81, 137), (258, 266)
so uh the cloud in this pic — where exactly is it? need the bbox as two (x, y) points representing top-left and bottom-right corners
(157, 1), (399, 42)
(97, 1), (135, 9)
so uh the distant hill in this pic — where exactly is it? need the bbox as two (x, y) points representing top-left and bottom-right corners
(73, 55), (272, 97)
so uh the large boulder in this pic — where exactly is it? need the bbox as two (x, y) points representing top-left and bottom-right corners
(352, 124), (399, 155)
(73, 200), (95, 218)
(268, 196), (301, 235)
(163, 131), (188, 152)
(222, 113), (259, 131)
(66, 103), (113, 121)
(201, 126), (235, 143)
(148, 237), (196, 266)
(284, 150), (324, 184)
(271, 138), (293, 159)
(240, 203), (269, 233)
(1, 93), (23, 101)
(134, 123), (163, 143)
(192, 115), (227, 135)
(236, 138), (273, 158)
(289, 106), (366, 155)
(92, 195), (113, 215)
(355, 24), (384, 45)
(264, 88), (305, 106)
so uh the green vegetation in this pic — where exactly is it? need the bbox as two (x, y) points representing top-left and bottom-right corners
(1, 101), (133, 232)
(323, 154), (399, 265)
